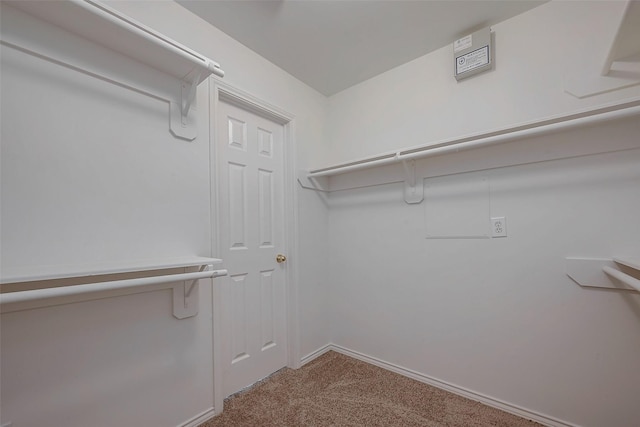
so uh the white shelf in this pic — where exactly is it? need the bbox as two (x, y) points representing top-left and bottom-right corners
(1, 256), (222, 285)
(6, 0), (225, 141)
(306, 99), (640, 180)
(10, 0), (223, 84)
(1, 257), (226, 318)
(300, 98), (640, 204)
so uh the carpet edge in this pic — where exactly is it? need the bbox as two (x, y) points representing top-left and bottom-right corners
(301, 343), (580, 427)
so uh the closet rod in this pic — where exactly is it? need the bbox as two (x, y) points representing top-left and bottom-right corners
(603, 266), (640, 292)
(308, 101), (640, 178)
(0, 268), (228, 305)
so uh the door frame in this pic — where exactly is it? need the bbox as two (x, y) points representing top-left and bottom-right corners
(209, 78), (300, 414)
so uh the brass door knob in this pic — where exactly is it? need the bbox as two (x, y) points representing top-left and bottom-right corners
(276, 254), (287, 263)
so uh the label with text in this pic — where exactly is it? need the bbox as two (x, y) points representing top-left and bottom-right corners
(456, 46), (489, 75)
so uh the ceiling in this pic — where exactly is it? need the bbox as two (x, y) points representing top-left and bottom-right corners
(177, 0), (546, 96)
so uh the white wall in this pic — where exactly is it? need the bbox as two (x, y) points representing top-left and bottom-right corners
(0, 2), (330, 426)
(323, 1), (640, 426)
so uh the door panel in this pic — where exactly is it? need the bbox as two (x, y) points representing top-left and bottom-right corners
(217, 100), (287, 397)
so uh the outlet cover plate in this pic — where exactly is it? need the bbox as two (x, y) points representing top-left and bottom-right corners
(491, 217), (507, 237)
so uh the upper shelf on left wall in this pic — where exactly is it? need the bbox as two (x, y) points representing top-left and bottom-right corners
(9, 0), (224, 83)
(4, 0), (225, 140)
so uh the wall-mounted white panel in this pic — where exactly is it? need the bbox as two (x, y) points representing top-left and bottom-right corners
(425, 174), (489, 239)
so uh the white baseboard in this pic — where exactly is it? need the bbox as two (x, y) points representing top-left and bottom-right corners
(179, 407), (217, 427)
(300, 343), (333, 366)
(300, 343), (578, 427)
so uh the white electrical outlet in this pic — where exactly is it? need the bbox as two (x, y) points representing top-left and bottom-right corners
(491, 217), (507, 237)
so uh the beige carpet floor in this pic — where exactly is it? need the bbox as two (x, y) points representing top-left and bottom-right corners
(200, 351), (541, 427)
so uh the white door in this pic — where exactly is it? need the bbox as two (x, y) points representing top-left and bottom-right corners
(217, 99), (288, 397)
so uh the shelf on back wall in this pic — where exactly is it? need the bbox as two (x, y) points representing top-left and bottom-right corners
(299, 97), (640, 204)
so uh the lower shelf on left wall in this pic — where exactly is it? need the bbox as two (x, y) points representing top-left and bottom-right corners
(0, 256), (227, 318)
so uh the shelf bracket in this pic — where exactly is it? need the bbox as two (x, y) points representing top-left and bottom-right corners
(169, 71), (203, 142)
(566, 257), (640, 291)
(398, 155), (423, 204)
(182, 71), (203, 124)
(565, 0), (640, 98)
(298, 170), (329, 192)
(173, 264), (222, 319)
